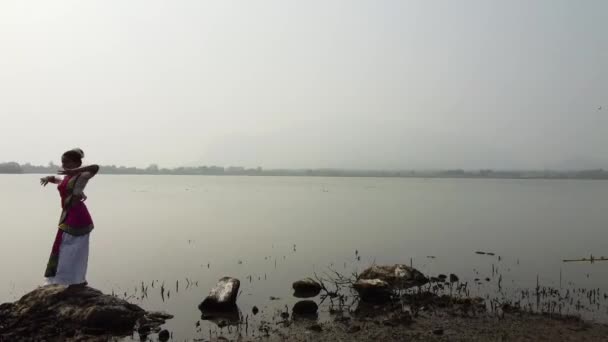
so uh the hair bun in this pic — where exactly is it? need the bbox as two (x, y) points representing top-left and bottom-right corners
(71, 148), (85, 159)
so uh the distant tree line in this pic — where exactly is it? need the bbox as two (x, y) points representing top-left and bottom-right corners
(0, 162), (22, 174)
(1, 161), (608, 179)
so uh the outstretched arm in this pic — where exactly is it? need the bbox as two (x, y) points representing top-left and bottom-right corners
(40, 176), (63, 186)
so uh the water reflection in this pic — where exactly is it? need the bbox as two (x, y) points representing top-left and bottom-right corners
(200, 306), (242, 328)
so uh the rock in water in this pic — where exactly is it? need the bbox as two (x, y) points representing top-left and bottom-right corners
(355, 264), (428, 302)
(292, 278), (322, 298)
(358, 264), (428, 288)
(158, 329), (170, 342)
(199, 277), (240, 311)
(449, 274), (459, 283)
(0, 285), (172, 341)
(353, 279), (391, 302)
(292, 300), (318, 317)
(198, 277), (242, 327)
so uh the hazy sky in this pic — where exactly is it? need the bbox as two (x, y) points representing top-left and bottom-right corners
(1, 0), (606, 170)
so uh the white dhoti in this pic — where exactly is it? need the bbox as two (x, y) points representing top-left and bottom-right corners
(45, 232), (90, 286)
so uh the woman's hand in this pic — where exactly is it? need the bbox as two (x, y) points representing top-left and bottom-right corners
(40, 177), (50, 186)
(72, 194), (87, 203)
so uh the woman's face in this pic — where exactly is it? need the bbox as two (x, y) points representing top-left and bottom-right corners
(61, 156), (79, 170)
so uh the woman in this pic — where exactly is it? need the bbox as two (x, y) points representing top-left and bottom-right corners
(40, 148), (99, 286)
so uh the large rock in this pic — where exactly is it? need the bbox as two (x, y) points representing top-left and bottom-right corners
(355, 265), (428, 301)
(159, 329), (170, 342)
(358, 264), (428, 288)
(293, 278), (322, 298)
(353, 279), (392, 302)
(199, 277), (240, 311)
(0, 285), (172, 341)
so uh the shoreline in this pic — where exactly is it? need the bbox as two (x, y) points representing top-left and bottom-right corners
(2, 270), (608, 341)
(256, 306), (608, 342)
(4, 172), (608, 181)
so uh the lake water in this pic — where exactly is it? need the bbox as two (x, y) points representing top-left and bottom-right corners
(2, 175), (608, 340)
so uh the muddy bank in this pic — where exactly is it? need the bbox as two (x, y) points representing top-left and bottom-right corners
(211, 293), (608, 341)
(258, 310), (608, 341)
